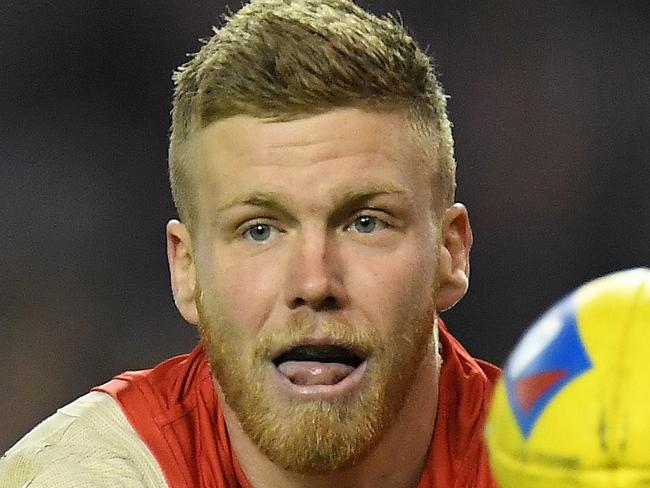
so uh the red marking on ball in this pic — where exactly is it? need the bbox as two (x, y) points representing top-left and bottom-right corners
(515, 370), (568, 413)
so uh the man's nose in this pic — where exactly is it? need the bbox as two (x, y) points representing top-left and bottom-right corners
(285, 230), (348, 312)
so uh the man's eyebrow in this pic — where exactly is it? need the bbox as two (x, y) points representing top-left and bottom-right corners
(337, 183), (412, 206)
(215, 191), (295, 214)
(215, 183), (412, 215)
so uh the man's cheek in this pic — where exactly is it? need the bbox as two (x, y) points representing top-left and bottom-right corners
(215, 285), (271, 337)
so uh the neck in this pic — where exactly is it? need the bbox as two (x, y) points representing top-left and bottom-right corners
(219, 340), (440, 488)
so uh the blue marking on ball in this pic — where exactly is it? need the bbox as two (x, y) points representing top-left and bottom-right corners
(504, 293), (593, 438)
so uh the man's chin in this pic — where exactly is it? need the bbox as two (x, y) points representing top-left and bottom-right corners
(246, 401), (380, 474)
(220, 365), (388, 474)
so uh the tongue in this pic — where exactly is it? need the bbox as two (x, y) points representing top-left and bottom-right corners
(277, 361), (356, 386)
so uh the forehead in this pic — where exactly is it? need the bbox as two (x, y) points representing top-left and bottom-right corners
(191, 108), (436, 213)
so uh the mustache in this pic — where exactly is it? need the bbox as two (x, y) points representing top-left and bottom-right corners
(254, 311), (379, 362)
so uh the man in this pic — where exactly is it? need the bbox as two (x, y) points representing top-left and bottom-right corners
(1, 1), (499, 486)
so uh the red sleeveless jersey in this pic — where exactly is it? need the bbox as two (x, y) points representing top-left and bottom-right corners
(95, 321), (499, 488)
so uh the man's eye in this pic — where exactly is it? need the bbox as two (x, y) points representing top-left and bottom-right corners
(350, 215), (386, 234)
(243, 223), (274, 242)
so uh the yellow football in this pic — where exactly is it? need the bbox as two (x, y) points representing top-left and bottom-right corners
(485, 267), (650, 487)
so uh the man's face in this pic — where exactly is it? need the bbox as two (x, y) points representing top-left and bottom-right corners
(186, 108), (444, 473)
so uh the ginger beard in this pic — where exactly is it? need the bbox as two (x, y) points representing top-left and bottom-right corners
(196, 288), (437, 474)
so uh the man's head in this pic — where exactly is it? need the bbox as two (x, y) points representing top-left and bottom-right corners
(166, 0), (472, 476)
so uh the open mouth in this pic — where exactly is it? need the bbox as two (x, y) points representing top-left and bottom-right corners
(272, 345), (366, 386)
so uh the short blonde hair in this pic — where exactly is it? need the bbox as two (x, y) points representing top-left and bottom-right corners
(169, 0), (456, 228)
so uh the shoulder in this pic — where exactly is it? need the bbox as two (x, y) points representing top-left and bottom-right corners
(0, 391), (167, 487)
(438, 320), (500, 389)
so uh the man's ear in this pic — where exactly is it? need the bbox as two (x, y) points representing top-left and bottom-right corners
(436, 203), (473, 311)
(166, 219), (199, 325)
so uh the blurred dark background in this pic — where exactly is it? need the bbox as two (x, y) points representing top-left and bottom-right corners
(1, 0), (648, 452)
